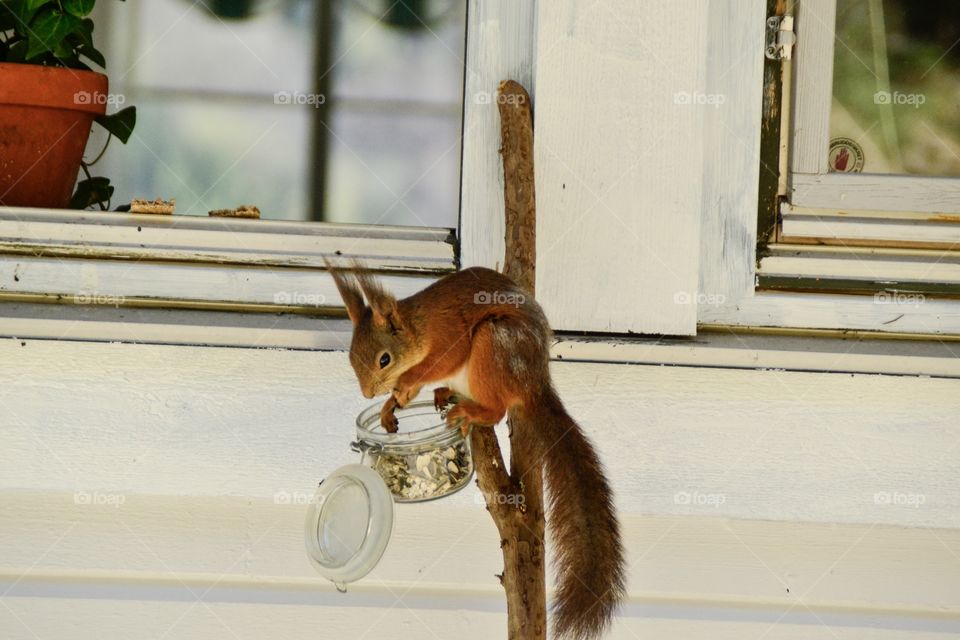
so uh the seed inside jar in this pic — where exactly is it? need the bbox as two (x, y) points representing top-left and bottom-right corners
(371, 441), (472, 501)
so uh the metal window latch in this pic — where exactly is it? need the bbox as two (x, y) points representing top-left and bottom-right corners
(765, 14), (796, 60)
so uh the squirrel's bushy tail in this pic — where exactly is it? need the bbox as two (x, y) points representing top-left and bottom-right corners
(511, 386), (626, 640)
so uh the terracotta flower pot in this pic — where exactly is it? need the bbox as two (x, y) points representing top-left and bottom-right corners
(0, 62), (108, 209)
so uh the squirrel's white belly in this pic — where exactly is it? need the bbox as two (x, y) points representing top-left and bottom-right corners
(444, 363), (472, 398)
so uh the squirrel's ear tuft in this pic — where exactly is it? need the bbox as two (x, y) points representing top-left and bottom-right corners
(351, 262), (404, 334)
(325, 257), (365, 326)
(370, 297), (403, 334)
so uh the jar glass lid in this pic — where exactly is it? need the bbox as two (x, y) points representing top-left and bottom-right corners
(304, 463), (393, 587)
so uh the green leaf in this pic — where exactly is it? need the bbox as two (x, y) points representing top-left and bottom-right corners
(17, 0), (50, 27)
(62, 0), (95, 18)
(52, 37), (74, 58)
(70, 176), (114, 210)
(25, 8), (80, 60)
(79, 43), (104, 67)
(71, 17), (93, 48)
(95, 106), (136, 143)
(69, 18), (105, 67)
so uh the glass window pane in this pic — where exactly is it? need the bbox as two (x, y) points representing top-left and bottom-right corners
(324, 109), (461, 227)
(127, 0), (314, 94)
(83, 0), (465, 225)
(331, 0), (466, 103)
(830, 0), (960, 177)
(97, 100), (310, 220)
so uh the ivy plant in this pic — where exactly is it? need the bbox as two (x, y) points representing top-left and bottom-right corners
(0, 0), (136, 210)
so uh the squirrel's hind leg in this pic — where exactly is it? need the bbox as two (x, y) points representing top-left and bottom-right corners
(443, 318), (534, 434)
(445, 398), (505, 436)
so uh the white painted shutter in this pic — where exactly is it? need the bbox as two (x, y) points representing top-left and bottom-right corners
(533, 1), (706, 335)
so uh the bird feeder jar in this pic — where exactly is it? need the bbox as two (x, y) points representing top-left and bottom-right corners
(304, 397), (474, 589)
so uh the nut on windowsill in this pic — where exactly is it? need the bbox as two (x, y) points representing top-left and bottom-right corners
(130, 198), (175, 215)
(208, 204), (260, 219)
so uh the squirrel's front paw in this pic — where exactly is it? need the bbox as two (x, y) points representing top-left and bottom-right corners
(379, 400), (399, 433)
(444, 404), (471, 437)
(433, 386), (455, 412)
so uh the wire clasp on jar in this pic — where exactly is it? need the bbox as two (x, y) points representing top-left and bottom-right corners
(349, 439), (383, 464)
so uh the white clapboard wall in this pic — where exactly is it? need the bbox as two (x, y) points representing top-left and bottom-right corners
(1, 337), (959, 639)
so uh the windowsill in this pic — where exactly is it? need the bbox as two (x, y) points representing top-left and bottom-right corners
(0, 206), (455, 314)
(0, 206), (456, 270)
(553, 328), (960, 379)
(3, 207), (958, 376)
(700, 288), (960, 336)
(2, 302), (957, 378)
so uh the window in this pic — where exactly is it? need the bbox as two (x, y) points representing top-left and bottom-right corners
(0, 0), (465, 345)
(3, 0), (959, 348)
(758, 0), (960, 301)
(690, 0), (960, 337)
(92, 0), (466, 225)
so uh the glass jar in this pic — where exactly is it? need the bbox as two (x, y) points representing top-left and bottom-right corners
(352, 398), (474, 503)
(305, 396), (475, 588)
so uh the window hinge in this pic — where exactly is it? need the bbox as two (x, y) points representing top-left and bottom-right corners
(765, 14), (796, 60)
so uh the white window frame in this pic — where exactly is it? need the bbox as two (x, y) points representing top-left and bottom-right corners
(778, 0), (960, 290)
(0, 206), (456, 344)
(763, 0), (960, 292)
(700, 0), (960, 336)
(789, 0), (960, 214)
(2, 0), (960, 365)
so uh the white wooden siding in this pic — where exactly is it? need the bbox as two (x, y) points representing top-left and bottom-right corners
(1, 339), (958, 638)
(760, 247), (960, 283)
(700, 289), (960, 334)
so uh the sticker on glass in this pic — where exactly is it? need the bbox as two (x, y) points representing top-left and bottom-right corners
(828, 137), (865, 173)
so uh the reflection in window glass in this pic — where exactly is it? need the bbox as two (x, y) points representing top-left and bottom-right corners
(98, 100), (310, 220)
(332, 0), (466, 104)
(325, 109), (462, 227)
(325, 0), (465, 227)
(830, 0), (960, 177)
(90, 0), (465, 225)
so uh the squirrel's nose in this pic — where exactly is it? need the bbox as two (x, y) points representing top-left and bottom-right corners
(362, 387), (374, 399)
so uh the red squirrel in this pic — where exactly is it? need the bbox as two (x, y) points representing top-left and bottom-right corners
(329, 263), (626, 640)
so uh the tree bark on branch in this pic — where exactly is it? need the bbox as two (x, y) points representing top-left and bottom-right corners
(469, 79), (546, 640)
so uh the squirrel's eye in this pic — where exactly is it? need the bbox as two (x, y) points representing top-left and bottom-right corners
(379, 353), (391, 368)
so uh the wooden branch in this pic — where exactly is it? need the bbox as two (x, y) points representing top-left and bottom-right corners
(498, 79), (537, 290)
(470, 79), (546, 640)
